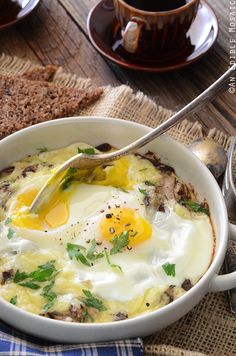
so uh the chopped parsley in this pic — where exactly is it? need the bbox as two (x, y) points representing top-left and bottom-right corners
(19, 281), (40, 289)
(79, 307), (94, 322)
(110, 231), (129, 255)
(5, 217), (12, 225)
(162, 262), (176, 277)
(138, 188), (148, 196)
(61, 167), (77, 190)
(10, 295), (17, 305)
(13, 271), (29, 283)
(41, 281), (57, 311)
(86, 239), (104, 261)
(179, 199), (209, 216)
(13, 260), (58, 289)
(145, 181), (155, 186)
(29, 260), (57, 282)
(7, 227), (15, 240)
(77, 147), (95, 155)
(67, 243), (91, 267)
(105, 250), (122, 272)
(82, 290), (107, 311)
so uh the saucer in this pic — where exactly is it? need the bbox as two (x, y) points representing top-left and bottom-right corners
(0, 0), (40, 30)
(87, 0), (219, 73)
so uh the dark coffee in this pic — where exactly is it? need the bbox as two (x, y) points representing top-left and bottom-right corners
(0, 0), (23, 24)
(125, 0), (188, 12)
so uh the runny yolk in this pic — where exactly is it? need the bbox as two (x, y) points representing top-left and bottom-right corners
(11, 189), (69, 230)
(100, 207), (152, 247)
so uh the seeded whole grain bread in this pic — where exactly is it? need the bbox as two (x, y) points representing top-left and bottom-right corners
(0, 75), (103, 139)
(20, 65), (58, 82)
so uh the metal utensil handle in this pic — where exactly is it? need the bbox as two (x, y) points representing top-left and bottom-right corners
(111, 64), (236, 158)
(210, 223), (236, 292)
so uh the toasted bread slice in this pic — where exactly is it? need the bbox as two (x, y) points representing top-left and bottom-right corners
(0, 75), (103, 139)
(20, 65), (58, 82)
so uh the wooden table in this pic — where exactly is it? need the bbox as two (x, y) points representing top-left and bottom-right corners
(1, 0), (235, 136)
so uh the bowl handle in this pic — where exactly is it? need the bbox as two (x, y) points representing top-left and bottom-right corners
(210, 223), (236, 292)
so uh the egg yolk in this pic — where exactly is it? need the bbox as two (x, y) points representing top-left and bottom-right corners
(100, 207), (152, 247)
(11, 189), (70, 230)
(92, 157), (131, 189)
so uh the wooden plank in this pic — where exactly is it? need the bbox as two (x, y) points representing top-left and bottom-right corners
(59, 0), (236, 135)
(14, 0), (119, 87)
(0, 26), (39, 63)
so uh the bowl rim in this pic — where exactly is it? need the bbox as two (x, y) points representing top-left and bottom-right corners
(0, 116), (228, 331)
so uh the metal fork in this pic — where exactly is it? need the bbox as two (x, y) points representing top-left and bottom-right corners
(222, 137), (236, 314)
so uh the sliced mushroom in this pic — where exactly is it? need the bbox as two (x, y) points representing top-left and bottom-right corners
(165, 285), (175, 303)
(22, 164), (39, 178)
(0, 166), (15, 178)
(1, 269), (14, 285)
(95, 143), (113, 152)
(181, 279), (192, 291)
(114, 312), (128, 321)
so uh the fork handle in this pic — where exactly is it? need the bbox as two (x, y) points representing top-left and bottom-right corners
(114, 64), (236, 158)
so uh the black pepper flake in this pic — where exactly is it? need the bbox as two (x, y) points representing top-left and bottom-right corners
(106, 213), (112, 219)
(86, 239), (91, 244)
(125, 223), (131, 227)
(44, 230), (48, 233)
(146, 303), (150, 307)
(127, 246), (132, 251)
(100, 209), (105, 213)
(96, 240), (102, 245)
(109, 227), (115, 234)
(108, 205), (111, 209)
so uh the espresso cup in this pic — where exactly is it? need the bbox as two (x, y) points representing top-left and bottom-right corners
(113, 0), (200, 55)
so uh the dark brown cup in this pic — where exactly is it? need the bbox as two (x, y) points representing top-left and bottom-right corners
(113, 0), (200, 55)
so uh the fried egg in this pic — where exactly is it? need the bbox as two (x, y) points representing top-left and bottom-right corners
(0, 143), (214, 322)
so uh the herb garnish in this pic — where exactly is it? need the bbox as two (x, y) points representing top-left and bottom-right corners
(13, 260), (58, 288)
(13, 262), (58, 310)
(179, 199), (209, 216)
(145, 181), (155, 186)
(110, 231), (129, 255)
(19, 281), (40, 289)
(5, 217), (12, 225)
(162, 262), (176, 277)
(7, 227), (15, 240)
(78, 147), (95, 155)
(41, 280), (57, 311)
(61, 167), (77, 190)
(10, 295), (17, 305)
(138, 188), (148, 196)
(79, 307), (94, 322)
(105, 250), (122, 272)
(82, 290), (107, 311)
(67, 243), (91, 266)
(86, 239), (104, 261)
(67, 240), (104, 266)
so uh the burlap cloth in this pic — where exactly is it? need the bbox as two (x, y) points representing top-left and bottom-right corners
(0, 53), (235, 356)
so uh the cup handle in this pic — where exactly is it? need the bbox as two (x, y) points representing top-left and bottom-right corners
(122, 18), (145, 54)
(210, 223), (236, 292)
